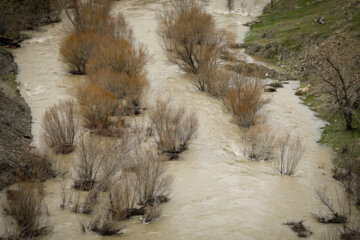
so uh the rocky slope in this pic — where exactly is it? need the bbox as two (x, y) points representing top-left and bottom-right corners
(0, 47), (32, 190)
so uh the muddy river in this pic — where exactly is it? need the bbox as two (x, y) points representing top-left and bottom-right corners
(8, 0), (357, 239)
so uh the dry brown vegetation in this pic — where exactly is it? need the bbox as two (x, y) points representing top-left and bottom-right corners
(149, 98), (198, 160)
(61, 0), (149, 133)
(224, 78), (266, 128)
(273, 134), (304, 176)
(16, 148), (56, 182)
(60, 31), (100, 74)
(74, 133), (130, 191)
(42, 100), (77, 154)
(159, 0), (233, 76)
(2, 183), (50, 239)
(75, 83), (118, 131)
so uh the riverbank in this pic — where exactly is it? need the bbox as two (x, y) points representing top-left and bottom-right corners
(243, 0), (360, 161)
(0, 47), (32, 190)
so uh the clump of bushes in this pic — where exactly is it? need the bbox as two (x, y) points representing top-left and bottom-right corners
(224, 78), (266, 128)
(16, 148), (56, 182)
(42, 100), (77, 154)
(149, 98), (198, 160)
(75, 82), (118, 132)
(61, 0), (149, 134)
(2, 182), (51, 239)
(60, 31), (100, 74)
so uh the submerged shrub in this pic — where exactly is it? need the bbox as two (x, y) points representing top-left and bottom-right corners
(76, 82), (118, 130)
(159, 1), (232, 74)
(224, 78), (266, 128)
(16, 148), (56, 182)
(86, 38), (147, 77)
(89, 68), (149, 112)
(243, 125), (274, 161)
(60, 31), (100, 74)
(273, 134), (304, 176)
(2, 182), (50, 239)
(42, 100), (77, 154)
(149, 98), (198, 159)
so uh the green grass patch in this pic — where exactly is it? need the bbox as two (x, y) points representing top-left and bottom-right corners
(244, 0), (355, 58)
(301, 93), (360, 164)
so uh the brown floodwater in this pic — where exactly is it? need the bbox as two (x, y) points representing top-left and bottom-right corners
(5, 0), (358, 239)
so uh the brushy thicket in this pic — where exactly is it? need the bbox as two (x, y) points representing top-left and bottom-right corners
(149, 98), (198, 160)
(224, 78), (266, 128)
(2, 182), (51, 239)
(60, 0), (149, 132)
(42, 100), (77, 154)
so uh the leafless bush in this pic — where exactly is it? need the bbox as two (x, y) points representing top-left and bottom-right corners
(273, 134), (304, 176)
(60, 31), (100, 74)
(196, 67), (233, 97)
(142, 204), (162, 223)
(283, 220), (312, 238)
(75, 82), (118, 131)
(243, 125), (274, 161)
(86, 38), (148, 77)
(224, 77), (266, 128)
(74, 133), (130, 191)
(16, 148), (56, 182)
(149, 98), (198, 159)
(312, 188), (350, 224)
(81, 206), (126, 236)
(2, 183), (50, 239)
(42, 100), (77, 154)
(108, 174), (143, 220)
(89, 68), (149, 113)
(225, 0), (234, 11)
(159, 1), (233, 74)
(134, 151), (173, 205)
(73, 134), (103, 191)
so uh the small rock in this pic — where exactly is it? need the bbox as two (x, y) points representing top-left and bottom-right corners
(265, 87), (277, 92)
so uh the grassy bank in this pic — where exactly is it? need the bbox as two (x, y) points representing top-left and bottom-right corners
(244, 0), (360, 62)
(244, 0), (360, 163)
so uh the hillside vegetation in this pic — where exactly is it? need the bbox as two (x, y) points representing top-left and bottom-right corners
(244, 0), (360, 62)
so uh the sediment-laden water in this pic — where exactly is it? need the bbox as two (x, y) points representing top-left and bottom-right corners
(6, 0), (357, 239)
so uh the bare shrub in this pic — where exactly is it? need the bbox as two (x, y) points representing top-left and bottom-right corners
(283, 220), (312, 238)
(226, 0), (234, 11)
(312, 188), (350, 224)
(42, 100), (77, 154)
(243, 125), (274, 161)
(62, 0), (110, 34)
(142, 204), (162, 223)
(196, 67), (233, 97)
(73, 134), (103, 191)
(86, 38), (148, 77)
(74, 133), (130, 191)
(108, 174), (142, 221)
(224, 78), (266, 128)
(159, 2), (233, 74)
(89, 68), (149, 113)
(2, 182), (50, 239)
(134, 151), (173, 205)
(273, 134), (304, 176)
(81, 206), (126, 236)
(76, 82), (118, 131)
(60, 31), (100, 74)
(149, 98), (198, 159)
(302, 31), (360, 130)
(16, 148), (56, 182)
